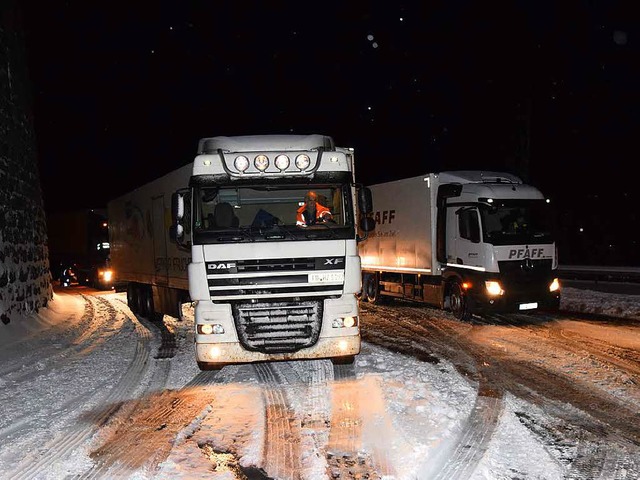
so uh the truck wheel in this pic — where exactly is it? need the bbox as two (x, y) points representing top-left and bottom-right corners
(197, 361), (225, 371)
(364, 274), (380, 304)
(449, 282), (472, 321)
(331, 355), (355, 365)
(127, 283), (139, 314)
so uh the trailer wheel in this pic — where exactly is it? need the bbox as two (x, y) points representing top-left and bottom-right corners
(176, 294), (186, 321)
(140, 286), (156, 320)
(364, 273), (380, 304)
(127, 283), (139, 314)
(449, 281), (472, 321)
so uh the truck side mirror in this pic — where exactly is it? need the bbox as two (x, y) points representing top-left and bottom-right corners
(172, 191), (185, 222)
(358, 187), (373, 215)
(359, 216), (376, 232)
(171, 189), (189, 247)
(356, 186), (375, 242)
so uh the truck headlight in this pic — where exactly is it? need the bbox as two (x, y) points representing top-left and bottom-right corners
(101, 270), (113, 282)
(485, 281), (504, 296)
(198, 324), (225, 335)
(332, 316), (358, 328)
(549, 278), (560, 292)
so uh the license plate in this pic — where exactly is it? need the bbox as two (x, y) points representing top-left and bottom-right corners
(309, 272), (344, 283)
(519, 302), (538, 310)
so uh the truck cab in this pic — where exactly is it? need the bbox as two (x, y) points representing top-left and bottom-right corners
(171, 134), (374, 369)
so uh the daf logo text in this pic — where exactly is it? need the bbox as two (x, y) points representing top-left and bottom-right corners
(208, 262), (236, 270)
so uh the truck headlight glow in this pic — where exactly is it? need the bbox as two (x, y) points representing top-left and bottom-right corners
(295, 154), (310, 170)
(485, 281), (504, 296)
(101, 270), (113, 282)
(549, 278), (560, 292)
(332, 316), (358, 328)
(234, 155), (249, 172)
(254, 154), (269, 171)
(198, 324), (225, 335)
(274, 154), (290, 170)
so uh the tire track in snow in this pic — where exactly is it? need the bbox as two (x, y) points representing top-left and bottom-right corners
(8, 296), (153, 480)
(360, 302), (506, 480)
(0, 293), (100, 379)
(254, 362), (303, 480)
(0, 295), (128, 458)
(80, 366), (230, 479)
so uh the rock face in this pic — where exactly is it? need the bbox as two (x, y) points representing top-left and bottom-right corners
(0, 2), (52, 325)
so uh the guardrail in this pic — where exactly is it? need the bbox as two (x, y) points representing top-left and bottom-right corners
(558, 265), (640, 283)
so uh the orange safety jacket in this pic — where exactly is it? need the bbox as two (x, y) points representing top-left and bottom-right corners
(296, 203), (332, 225)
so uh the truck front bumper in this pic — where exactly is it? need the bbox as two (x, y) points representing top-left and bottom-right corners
(195, 334), (361, 367)
(468, 289), (561, 314)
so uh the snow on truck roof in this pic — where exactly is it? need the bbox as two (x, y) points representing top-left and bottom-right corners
(197, 134), (335, 154)
(436, 171), (523, 184)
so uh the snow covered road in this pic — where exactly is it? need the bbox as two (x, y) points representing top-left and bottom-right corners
(0, 286), (639, 479)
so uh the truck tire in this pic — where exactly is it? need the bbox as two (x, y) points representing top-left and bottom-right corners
(143, 286), (154, 319)
(197, 361), (226, 371)
(449, 281), (472, 321)
(331, 355), (355, 365)
(127, 283), (139, 314)
(364, 273), (380, 304)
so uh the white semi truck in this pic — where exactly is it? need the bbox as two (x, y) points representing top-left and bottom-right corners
(359, 171), (561, 320)
(109, 134), (374, 369)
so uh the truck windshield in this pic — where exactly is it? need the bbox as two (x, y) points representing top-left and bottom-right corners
(479, 199), (555, 245)
(193, 184), (352, 234)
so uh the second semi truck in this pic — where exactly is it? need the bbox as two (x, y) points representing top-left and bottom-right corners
(109, 134), (374, 369)
(359, 171), (561, 320)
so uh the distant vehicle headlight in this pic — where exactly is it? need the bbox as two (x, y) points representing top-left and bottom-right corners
(549, 278), (560, 292)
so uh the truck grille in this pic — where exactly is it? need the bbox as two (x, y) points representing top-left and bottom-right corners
(498, 259), (553, 276)
(498, 259), (555, 297)
(206, 256), (345, 301)
(232, 301), (323, 353)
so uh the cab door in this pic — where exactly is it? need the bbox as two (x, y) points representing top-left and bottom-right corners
(449, 206), (484, 269)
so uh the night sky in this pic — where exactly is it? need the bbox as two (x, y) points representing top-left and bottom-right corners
(19, 1), (638, 221)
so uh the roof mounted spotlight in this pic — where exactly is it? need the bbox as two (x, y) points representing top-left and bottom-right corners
(275, 154), (290, 171)
(234, 155), (249, 172)
(254, 154), (269, 172)
(295, 154), (311, 170)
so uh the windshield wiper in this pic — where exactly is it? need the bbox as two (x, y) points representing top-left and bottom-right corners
(262, 224), (298, 240)
(303, 222), (339, 239)
(213, 227), (255, 242)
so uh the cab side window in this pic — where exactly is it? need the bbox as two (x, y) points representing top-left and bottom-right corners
(459, 208), (480, 243)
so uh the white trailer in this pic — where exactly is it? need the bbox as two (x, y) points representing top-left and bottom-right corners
(359, 171), (561, 320)
(108, 163), (193, 319)
(112, 134), (374, 369)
